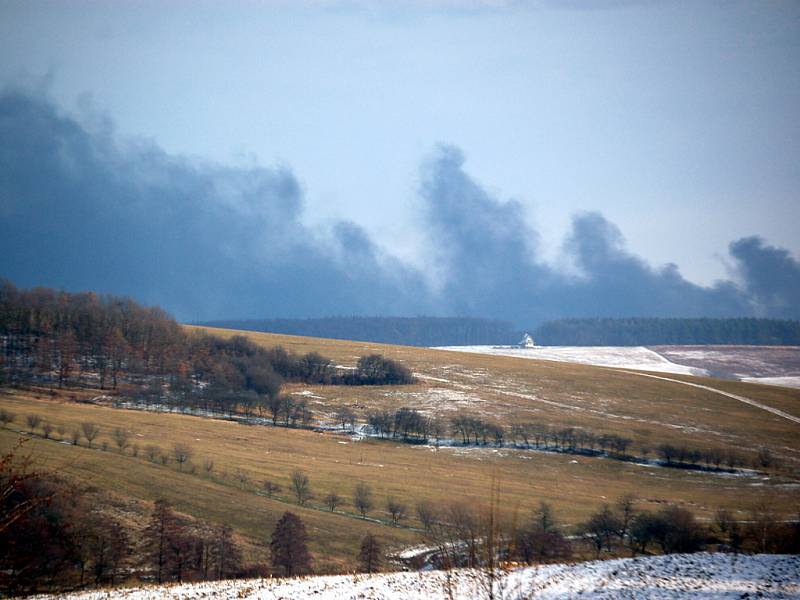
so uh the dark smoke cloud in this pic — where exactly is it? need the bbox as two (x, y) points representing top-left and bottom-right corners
(419, 145), (552, 321)
(729, 237), (800, 318)
(1, 90), (797, 325)
(420, 145), (792, 323)
(558, 211), (750, 319)
(0, 90), (430, 320)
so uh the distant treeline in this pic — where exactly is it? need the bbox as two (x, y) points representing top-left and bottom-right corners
(199, 317), (520, 347)
(534, 317), (800, 346)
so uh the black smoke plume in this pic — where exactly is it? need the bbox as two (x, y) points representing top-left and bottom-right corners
(1, 91), (797, 325)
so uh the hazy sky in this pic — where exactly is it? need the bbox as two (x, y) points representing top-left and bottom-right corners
(1, 1), (799, 323)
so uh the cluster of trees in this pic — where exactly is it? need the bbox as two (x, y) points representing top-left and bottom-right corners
(144, 500), (243, 584)
(535, 317), (800, 346)
(368, 408), (445, 443)
(0, 440), (389, 594)
(343, 355), (415, 385)
(653, 443), (756, 471)
(0, 281), (415, 417)
(0, 441), (246, 594)
(580, 495), (701, 557)
(421, 494), (800, 574)
(201, 316), (519, 347)
(580, 495), (800, 558)
(418, 499), (573, 570)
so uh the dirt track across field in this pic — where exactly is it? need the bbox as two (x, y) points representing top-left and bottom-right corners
(622, 370), (800, 425)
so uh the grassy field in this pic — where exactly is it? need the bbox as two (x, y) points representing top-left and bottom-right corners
(193, 326), (800, 470)
(1, 328), (799, 571)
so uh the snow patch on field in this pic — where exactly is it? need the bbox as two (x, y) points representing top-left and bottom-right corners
(383, 388), (486, 411)
(44, 553), (799, 599)
(291, 390), (326, 399)
(435, 346), (708, 376)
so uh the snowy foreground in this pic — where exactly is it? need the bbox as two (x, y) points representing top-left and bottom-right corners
(48, 553), (799, 599)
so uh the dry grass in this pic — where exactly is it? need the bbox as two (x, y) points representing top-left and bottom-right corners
(2, 329), (799, 569)
(192, 326), (800, 470)
(1, 390), (797, 536)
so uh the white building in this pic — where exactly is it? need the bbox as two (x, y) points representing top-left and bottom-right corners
(519, 333), (535, 348)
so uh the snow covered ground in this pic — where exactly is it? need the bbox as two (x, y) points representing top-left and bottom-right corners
(434, 345), (708, 376)
(435, 345), (800, 388)
(44, 553), (799, 599)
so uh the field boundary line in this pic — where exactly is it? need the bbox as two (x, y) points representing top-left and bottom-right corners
(620, 371), (800, 425)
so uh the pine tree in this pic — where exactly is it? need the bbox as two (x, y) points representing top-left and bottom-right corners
(270, 512), (312, 576)
(144, 499), (177, 583)
(357, 534), (382, 573)
(214, 524), (241, 579)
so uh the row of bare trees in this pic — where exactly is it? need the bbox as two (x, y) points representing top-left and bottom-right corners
(654, 443), (756, 470)
(14, 409), (791, 559)
(361, 406), (769, 473)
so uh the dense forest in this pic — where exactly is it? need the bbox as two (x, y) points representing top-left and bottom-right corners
(534, 317), (800, 346)
(200, 317), (520, 347)
(0, 281), (415, 416)
(204, 316), (800, 347)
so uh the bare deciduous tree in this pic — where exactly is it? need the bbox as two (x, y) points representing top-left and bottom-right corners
(353, 481), (373, 518)
(235, 469), (250, 488)
(386, 497), (407, 526)
(616, 493), (636, 542)
(335, 407), (357, 431)
(0, 409), (15, 427)
(145, 445), (160, 462)
(323, 491), (342, 512)
(81, 422), (100, 448)
(172, 443), (193, 471)
(581, 504), (622, 557)
(263, 480), (281, 498)
(112, 427), (130, 452)
(416, 500), (438, 533)
(26, 414), (42, 433)
(291, 469), (312, 506)
(713, 507), (743, 553)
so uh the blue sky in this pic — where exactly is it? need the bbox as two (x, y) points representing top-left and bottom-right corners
(1, 1), (798, 322)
